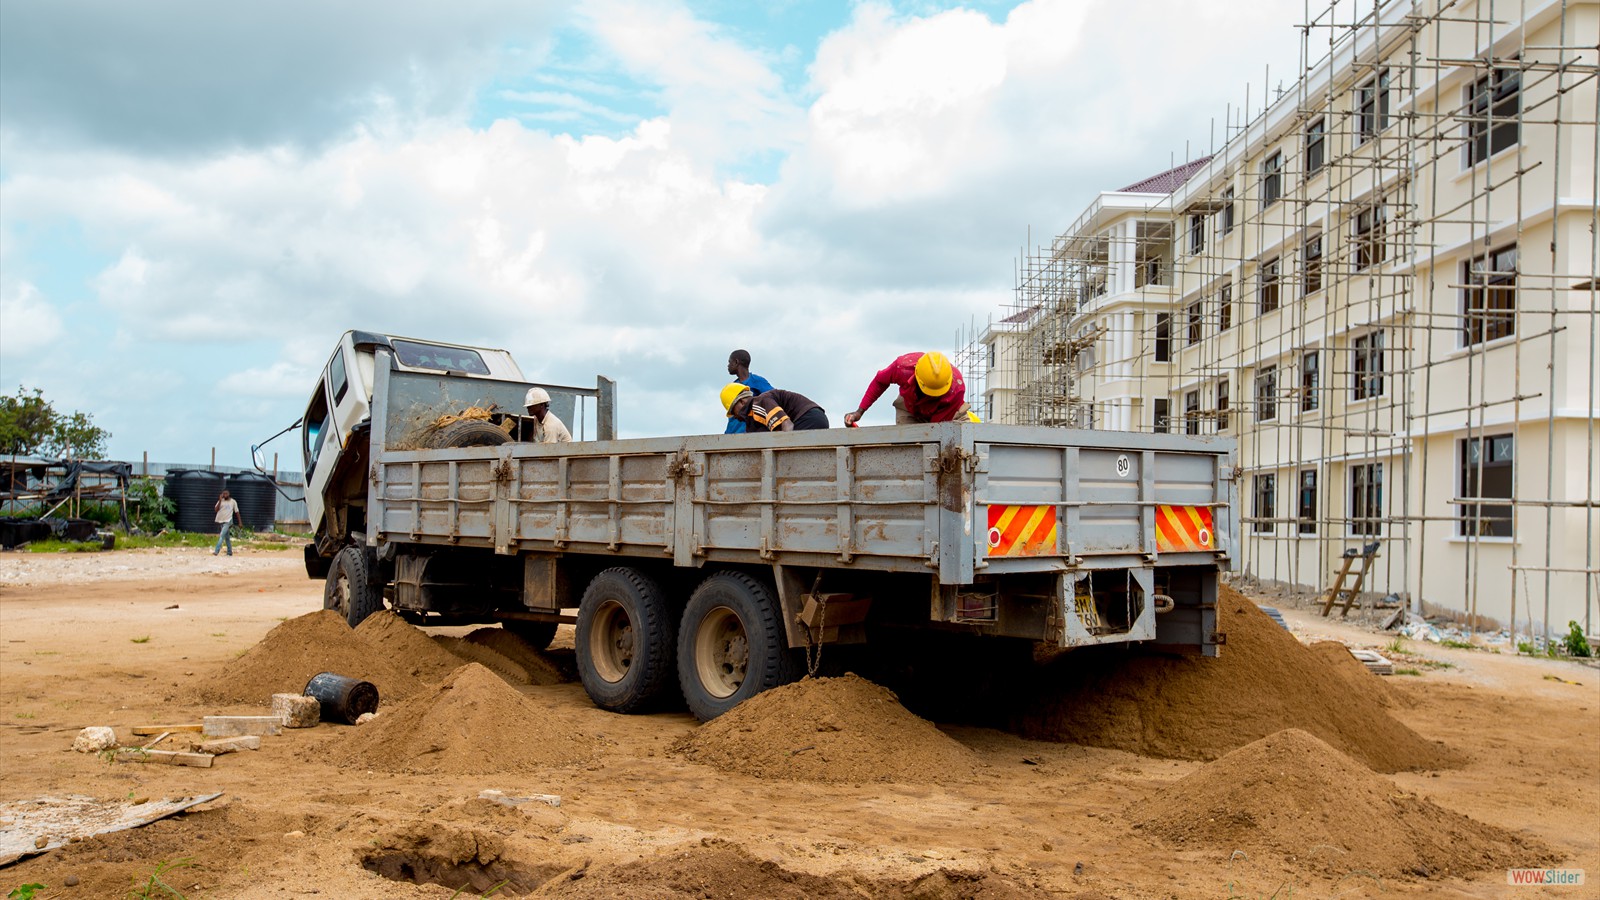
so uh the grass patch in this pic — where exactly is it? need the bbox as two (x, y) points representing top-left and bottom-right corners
(1384, 636), (1406, 654)
(1394, 667), (1423, 676)
(25, 540), (103, 553)
(130, 636), (151, 644)
(1439, 638), (1476, 650)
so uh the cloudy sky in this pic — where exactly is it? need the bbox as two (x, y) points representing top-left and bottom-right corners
(1, 0), (1308, 468)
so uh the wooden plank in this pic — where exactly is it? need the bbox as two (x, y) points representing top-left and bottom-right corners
(114, 749), (214, 768)
(140, 732), (171, 750)
(131, 724), (203, 735)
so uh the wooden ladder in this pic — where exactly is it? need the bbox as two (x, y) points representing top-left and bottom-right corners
(1321, 543), (1379, 617)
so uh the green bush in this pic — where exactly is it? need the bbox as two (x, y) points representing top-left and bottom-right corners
(1563, 621), (1592, 658)
(127, 478), (175, 533)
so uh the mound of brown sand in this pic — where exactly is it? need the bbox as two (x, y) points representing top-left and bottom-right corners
(354, 610), (467, 682)
(432, 635), (533, 685)
(461, 627), (577, 685)
(320, 663), (603, 774)
(198, 610), (425, 704)
(675, 674), (978, 783)
(1307, 640), (1407, 710)
(539, 841), (1035, 899)
(1129, 729), (1552, 877)
(1011, 587), (1456, 772)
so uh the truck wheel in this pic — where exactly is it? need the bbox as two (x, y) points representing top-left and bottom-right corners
(503, 620), (558, 650)
(677, 571), (799, 722)
(425, 419), (511, 448)
(324, 545), (384, 628)
(575, 568), (676, 713)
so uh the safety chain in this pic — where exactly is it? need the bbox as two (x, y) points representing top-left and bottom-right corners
(804, 597), (826, 678)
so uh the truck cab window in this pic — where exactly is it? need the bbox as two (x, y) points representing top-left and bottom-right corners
(392, 340), (490, 375)
(329, 349), (349, 404)
(304, 384), (331, 475)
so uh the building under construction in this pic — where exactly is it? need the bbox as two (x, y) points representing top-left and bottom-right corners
(961, 0), (1598, 643)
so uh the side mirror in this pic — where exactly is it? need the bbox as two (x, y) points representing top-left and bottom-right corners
(250, 444), (267, 473)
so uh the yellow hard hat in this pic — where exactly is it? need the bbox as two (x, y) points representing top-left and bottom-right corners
(720, 382), (752, 415)
(914, 352), (954, 397)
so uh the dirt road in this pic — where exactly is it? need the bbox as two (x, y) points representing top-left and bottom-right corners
(1, 548), (1595, 898)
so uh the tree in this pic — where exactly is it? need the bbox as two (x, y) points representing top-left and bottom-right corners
(0, 387), (112, 459)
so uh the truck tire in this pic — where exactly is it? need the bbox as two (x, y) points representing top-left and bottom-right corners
(424, 419), (511, 449)
(677, 571), (800, 722)
(502, 620), (559, 650)
(324, 545), (384, 628)
(574, 568), (677, 713)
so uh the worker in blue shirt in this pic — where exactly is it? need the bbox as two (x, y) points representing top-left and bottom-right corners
(724, 350), (774, 434)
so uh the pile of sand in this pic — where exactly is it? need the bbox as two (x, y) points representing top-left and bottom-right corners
(676, 674), (978, 783)
(321, 663), (603, 774)
(354, 611), (467, 682)
(1011, 587), (1455, 772)
(460, 627), (576, 685)
(198, 610), (426, 704)
(1130, 729), (1551, 877)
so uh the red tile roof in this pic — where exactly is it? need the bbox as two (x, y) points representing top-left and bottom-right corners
(1117, 156), (1214, 194)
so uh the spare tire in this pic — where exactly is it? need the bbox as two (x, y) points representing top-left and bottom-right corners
(424, 419), (511, 449)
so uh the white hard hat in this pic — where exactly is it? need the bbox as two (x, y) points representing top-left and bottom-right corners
(524, 387), (551, 407)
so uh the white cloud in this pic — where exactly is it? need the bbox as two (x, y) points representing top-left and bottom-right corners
(0, 282), (65, 368)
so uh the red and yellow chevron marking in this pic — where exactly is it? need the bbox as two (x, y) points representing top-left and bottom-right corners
(986, 504), (1058, 557)
(1156, 504), (1215, 553)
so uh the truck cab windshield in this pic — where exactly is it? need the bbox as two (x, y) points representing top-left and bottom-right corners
(392, 340), (490, 375)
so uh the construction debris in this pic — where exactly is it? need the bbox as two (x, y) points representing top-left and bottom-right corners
(478, 789), (562, 809)
(0, 793), (224, 866)
(271, 692), (321, 728)
(112, 749), (214, 768)
(69, 727), (117, 753)
(202, 715), (283, 737)
(131, 724), (203, 735)
(199, 736), (262, 755)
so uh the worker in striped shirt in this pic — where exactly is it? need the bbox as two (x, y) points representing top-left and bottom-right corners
(719, 384), (829, 432)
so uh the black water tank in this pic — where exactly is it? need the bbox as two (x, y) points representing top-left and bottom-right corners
(164, 469), (226, 533)
(225, 472), (276, 530)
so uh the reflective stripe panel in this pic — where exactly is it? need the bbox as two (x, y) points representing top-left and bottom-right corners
(986, 505), (1059, 557)
(1155, 504), (1214, 553)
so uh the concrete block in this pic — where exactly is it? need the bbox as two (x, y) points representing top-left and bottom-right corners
(271, 693), (320, 728)
(199, 736), (261, 755)
(202, 716), (283, 737)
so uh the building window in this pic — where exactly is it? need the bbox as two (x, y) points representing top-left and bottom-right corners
(1352, 331), (1385, 400)
(1353, 202), (1387, 271)
(1153, 398), (1170, 434)
(1220, 188), (1235, 234)
(1189, 213), (1206, 255)
(1259, 257), (1281, 313)
(1253, 473), (1277, 534)
(1184, 390), (1200, 435)
(1303, 235), (1323, 296)
(1298, 469), (1318, 534)
(1301, 350), (1320, 412)
(1256, 365), (1278, 422)
(1261, 152), (1283, 207)
(1356, 69), (1390, 144)
(1154, 313), (1171, 362)
(1305, 117), (1326, 175)
(1216, 379), (1230, 431)
(1466, 68), (1520, 166)
(1218, 283), (1232, 332)
(986, 341), (996, 369)
(1464, 244), (1517, 345)
(1460, 434), (1514, 536)
(1350, 462), (1383, 535)
(1187, 300), (1204, 346)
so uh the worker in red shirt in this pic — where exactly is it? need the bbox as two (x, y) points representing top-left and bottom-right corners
(842, 351), (977, 425)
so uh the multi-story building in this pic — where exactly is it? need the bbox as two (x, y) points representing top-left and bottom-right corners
(972, 0), (1598, 641)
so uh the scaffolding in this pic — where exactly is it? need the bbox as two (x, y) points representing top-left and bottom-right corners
(962, 0), (1599, 644)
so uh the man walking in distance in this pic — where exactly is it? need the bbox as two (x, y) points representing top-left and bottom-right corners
(842, 351), (978, 425)
(213, 489), (241, 556)
(724, 350), (775, 434)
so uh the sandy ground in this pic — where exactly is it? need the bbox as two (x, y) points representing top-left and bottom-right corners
(0, 547), (1596, 898)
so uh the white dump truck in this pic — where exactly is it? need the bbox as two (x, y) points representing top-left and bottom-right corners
(293, 330), (1237, 720)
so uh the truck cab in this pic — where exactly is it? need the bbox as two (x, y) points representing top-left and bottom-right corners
(302, 331), (526, 565)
